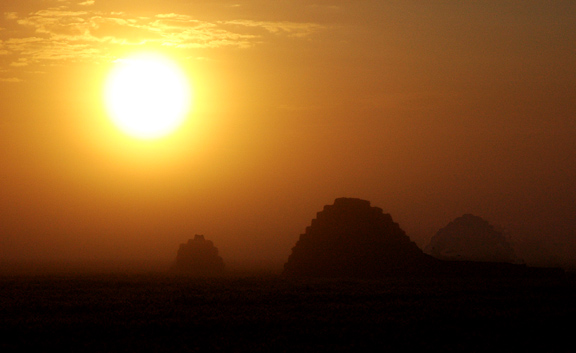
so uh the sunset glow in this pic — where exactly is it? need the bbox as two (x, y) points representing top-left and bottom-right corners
(104, 53), (192, 139)
(1, 2), (575, 349)
(0, 0), (575, 273)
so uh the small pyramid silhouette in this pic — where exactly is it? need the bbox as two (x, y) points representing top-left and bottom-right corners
(171, 235), (225, 275)
(425, 214), (517, 263)
(284, 198), (434, 278)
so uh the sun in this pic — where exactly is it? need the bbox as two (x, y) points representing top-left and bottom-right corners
(104, 53), (192, 139)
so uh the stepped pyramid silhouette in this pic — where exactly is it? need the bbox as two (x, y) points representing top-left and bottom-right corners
(284, 198), (434, 278)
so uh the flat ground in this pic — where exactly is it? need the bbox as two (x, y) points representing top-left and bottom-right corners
(1, 273), (574, 352)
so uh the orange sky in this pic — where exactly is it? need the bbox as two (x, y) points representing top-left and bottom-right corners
(1, 1), (575, 269)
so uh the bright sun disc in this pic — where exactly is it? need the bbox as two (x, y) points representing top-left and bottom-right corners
(104, 53), (192, 139)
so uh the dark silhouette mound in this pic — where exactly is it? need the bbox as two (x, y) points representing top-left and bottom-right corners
(425, 214), (518, 263)
(171, 235), (225, 275)
(283, 198), (436, 278)
(284, 198), (564, 279)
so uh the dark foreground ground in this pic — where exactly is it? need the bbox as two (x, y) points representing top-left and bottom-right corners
(1, 272), (575, 352)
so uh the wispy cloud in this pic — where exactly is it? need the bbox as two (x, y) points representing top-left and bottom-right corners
(223, 20), (324, 38)
(0, 77), (23, 83)
(0, 5), (325, 81)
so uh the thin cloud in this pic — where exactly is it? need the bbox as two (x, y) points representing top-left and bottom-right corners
(0, 77), (23, 83)
(224, 20), (324, 37)
(10, 60), (28, 67)
(5, 12), (18, 21)
(1, 6), (325, 76)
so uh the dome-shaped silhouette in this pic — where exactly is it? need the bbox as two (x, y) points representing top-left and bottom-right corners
(171, 234), (225, 275)
(425, 214), (517, 263)
(283, 198), (435, 278)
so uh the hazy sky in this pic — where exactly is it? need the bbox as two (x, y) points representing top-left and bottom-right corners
(1, 1), (575, 267)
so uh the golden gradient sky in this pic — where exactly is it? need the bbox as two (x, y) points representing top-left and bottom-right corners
(1, 1), (575, 268)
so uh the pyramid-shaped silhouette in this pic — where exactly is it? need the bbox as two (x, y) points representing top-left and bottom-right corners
(425, 214), (517, 263)
(284, 198), (434, 278)
(171, 235), (225, 275)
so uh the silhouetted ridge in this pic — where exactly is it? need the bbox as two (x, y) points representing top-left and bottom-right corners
(171, 234), (225, 275)
(283, 198), (435, 278)
(425, 214), (518, 263)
